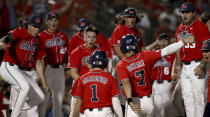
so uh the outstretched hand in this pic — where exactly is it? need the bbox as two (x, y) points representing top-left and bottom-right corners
(129, 102), (140, 114)
(183, 36), (195, 44)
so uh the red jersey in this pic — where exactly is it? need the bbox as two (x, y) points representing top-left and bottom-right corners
(111, 24), (144, 49)
(3, 27), (46, 68)
(39, 30), (69, 65)
(68, 32), (109, 55)
(74, 69), (120, 110)
(116, 50), (161, 97)
(151, 54), (176, 81)
(67, 44), (104, 76)
(176, 18), (210, 62)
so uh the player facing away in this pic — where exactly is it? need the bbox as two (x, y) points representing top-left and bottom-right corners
(67, 25), (111, 117)
(116, 34), (194, 117)
(0, 15), (49, 117)
(38, 11), (69, 117)
(175, 2), (210, 117)
(72, 50), (123, 117)
(149, 33), (176, 117)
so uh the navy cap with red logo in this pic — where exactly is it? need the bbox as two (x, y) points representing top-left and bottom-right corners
(29, 15), (42, 27)
(201, 39), (210, 52)
(77, 18), (90, 31)
(159, 33), (170, 41)
(46, 11), (59, 20)
(122, 7), (137, 17)
(179, 2), (195, 12)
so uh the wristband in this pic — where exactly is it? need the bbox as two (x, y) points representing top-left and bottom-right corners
(200, 63), (205, 68)
(126, 98), (133, 104)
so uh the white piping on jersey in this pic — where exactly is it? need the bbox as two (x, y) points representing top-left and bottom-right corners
(181, 19), (197, 60)
(123, 53), (140, 62)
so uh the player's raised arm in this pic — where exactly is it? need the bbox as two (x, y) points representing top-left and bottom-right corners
(161, 36), (195, 57)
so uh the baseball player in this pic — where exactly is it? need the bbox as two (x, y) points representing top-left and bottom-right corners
(72, 50), (123, 117)
(148, 33), (176, 117)
(111, 7), (144, 60)
(116, 34), (194, 117)
(201, 40), (210, 117)
(68, 25), (110, 117)
(175, 2), (210, 117)
(38, 11), (69, 117)
(0, 15), (49, 117)
(68, 18), (109, 55)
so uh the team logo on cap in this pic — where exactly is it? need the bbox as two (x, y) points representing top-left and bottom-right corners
(80, 22), (85, 27)
(203, 43), (208, 48)
(182, 4), (187, 9)
(36, 18), (41, 23)
(50, 12), (56, 16)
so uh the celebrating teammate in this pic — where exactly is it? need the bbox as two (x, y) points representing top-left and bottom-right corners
(116, 34), (194, 117)
(72, 51), (123, 117)
(68, 18), (109, 55)
(38, 11), (69, 117)
(149, 33), (176, 117)
(0, 15), (49, 117)
(175, 2), (210, 117)
(111, 7), (144, 60)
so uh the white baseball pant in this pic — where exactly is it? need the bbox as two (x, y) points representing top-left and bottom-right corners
(39, 65), (65, 117)
(0, 62), (44, 117)
(83, 107), (114, 117)
(125, 96), (154, 117)
(10, 70), (44, 117)
(180, 61), (206, 117)
(152, 80), (177, 117)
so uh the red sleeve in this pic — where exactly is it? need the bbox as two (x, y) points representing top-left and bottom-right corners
(97, 33), (108, 50)
(35, 40), (46, 60)
(68, 47), (81, 68)
(68, 35), (77, 55)
(196, 22), (210, 42)
(142, 50), (161, 69)
(116, 61), (129, 83)
(112, 25), (124, 47)
(9, 27), (22, 40)
(138, 30), (144, 48)
(74, 78), (83, 98)
(71, 78), (80, 96)
(110, 77), (120, 97)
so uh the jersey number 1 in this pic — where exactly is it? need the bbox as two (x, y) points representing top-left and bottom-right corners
(90, 84), (99, 102)
(135, 69), (146, 86)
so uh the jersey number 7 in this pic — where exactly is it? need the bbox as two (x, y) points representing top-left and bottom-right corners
(134, 69), (146, 86)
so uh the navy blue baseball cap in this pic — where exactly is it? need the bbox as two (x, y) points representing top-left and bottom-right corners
(46, 11), (58, 20)
(18, 17), (28, 27)
(179, 2), (195, 12)
(159, 33), (170, 41)
(122, 7), (137, 17)
(77, 18), (90, 31)
(29, 15), (42, 27)
(201, 39), (210, 52)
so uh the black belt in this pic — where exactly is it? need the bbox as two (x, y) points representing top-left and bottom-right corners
(49, 65), (63, 68)
(9, 63), (32, 71)
(156, 80), (172, 84)
(183, 59), (201, 65)
(88, 108), (103, 111)
(140, 94), (151, 98)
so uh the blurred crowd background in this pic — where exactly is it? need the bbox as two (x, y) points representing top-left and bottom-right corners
(0, 0), (210, 116)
